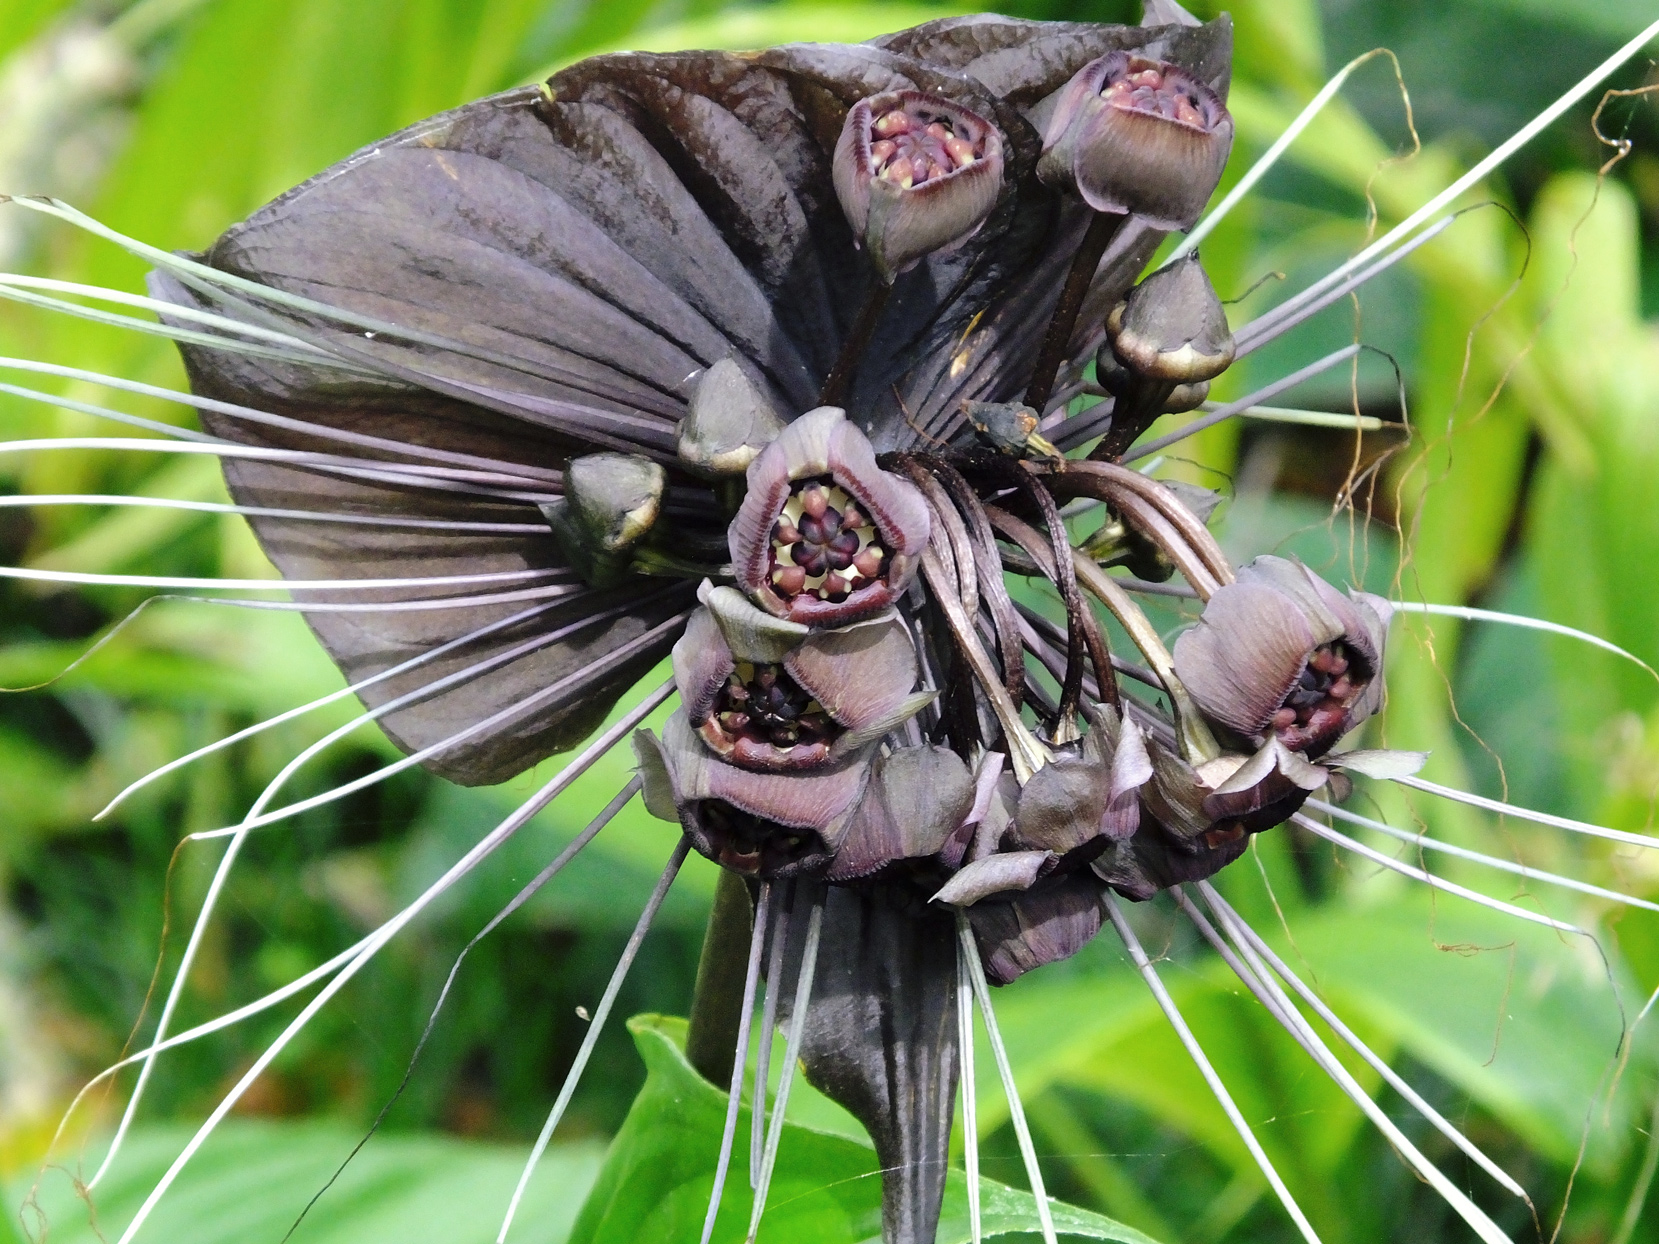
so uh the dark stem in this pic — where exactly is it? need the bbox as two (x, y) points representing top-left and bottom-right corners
(819, 279), (894, 408)
(1088, 376), (1175, 461)
(1024, 210), (1126, 413)
(686, 867), (755, 1086)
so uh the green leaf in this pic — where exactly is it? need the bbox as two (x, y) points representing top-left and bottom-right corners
(8, 1121), (604, 1244)
(567, 1014), (1160, 1244)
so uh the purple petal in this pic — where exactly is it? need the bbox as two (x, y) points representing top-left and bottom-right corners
(670, 606), (735, 725)
(931, 850), (1055, 906)
(965, 876), (1105, 984)
(785, 612), (919, 728)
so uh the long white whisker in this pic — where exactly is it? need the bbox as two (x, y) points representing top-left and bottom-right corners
(0, 357), (565, 482)
(1117, 344), (1362, 462)
(745, 888), (824, 1244)
(1391, 776), (1659, 852)
(1102, 893), (1322, 1244)
(1169, 48), (1407, 263)
(1203, 402), (1386, 432)
(1309, 799), (1659, 913)
(0, 273), (350, 356)
(0, 562), (566, 592)
(46, 932), (372, 1165)
(112, 584), (587, 616)
(955, 932), (981, 1244)
(1233, 215), (1454, 355)
(1199, 882), (1533, 1203)
(0, 283), (379, 373)
(0, 493), (547, 533)
(112, 683), (668, 1243)
(185, 605), (687, 840)
(1175, 888), (1515, 1243)
(956, 912), (1057, 1244)
(0, 436), (559, 502)
(1291, 814), (1587, 934)
(100, 597), (578, 817)
(496, 837), (689, 1244)
(1389, 601), (1656, 680)
(1237, 16), (1659, 345)
(751, 888), (790, 1187)
(702, 882), (770, 1244)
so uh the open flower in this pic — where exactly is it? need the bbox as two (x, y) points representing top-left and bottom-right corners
(729, 407), (930, 626)
(671, 585), (932, 771)
(833, 89), (1004, 283)
(1173, 556), (1392, 758)
(1037, 50), (1233, 229)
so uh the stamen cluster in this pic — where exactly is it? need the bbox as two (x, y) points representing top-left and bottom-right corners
(770, 478), (887, 601)
(867, 104), (982, 188)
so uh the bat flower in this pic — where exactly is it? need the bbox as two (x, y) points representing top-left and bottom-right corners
(1037, 50), (1233, 229)
(833, 90), (1005, 284)
(27, 6), (1591, 1244)
(728, 407), (931, 626)
(1173, 556), (1393, 759)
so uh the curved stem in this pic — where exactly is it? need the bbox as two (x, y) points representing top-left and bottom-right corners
(1025, 211), (1126, 412)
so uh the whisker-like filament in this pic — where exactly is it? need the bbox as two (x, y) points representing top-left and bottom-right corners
(0, 493), (548, 533)
(0, 437), (560, 503)
(955, 935), (982, 1244)
(1168, 48), (1413, 263)
(1234, 15), (1659, 347)
(283, 777), (645, 1240)
(1174, 888), (1516, 1243)
(752, 886), (792, 1187)
(1309, 799), (1659, 914)
(1230, 215), (1455, 355)
(186, 604), (687, 840)
(101, 596), (582, 817)
(0, 356), (566, 482)
(1115, 344), (1364, 462)
(0, 282), (381, 373)
(111, 682), (670, 1243)
(703, 882), (770, 1244)
(956, 913), (1057, 1244)
(0, 557), (567, 593)
(1390, 776), (1659, 851)
(1104, 893), (1322, 1244)
(1291, 814), (1587, 934)
(498, 838), (691, 1244)
(0, 272), (354, 358)
(1388, 600), (1656, 678)
(745, 887), (825, 1244)
(1198, 882), (1533, 1203)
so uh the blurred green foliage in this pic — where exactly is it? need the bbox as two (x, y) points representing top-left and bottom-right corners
(4, 1), (1659, 1242)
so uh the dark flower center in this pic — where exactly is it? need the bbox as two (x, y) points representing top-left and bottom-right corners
(770, 476), (889, 602)
(714, 661), (837, 750)
(695, 801), (821, 876)
(867, 103), (982, 188)
(1271, 640), (1368, 751)
(1101, 60), (1221, 131)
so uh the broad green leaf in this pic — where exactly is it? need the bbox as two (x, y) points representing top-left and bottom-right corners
(8, 1121), (603, 1244)
(567, 1014), (1160, 1244)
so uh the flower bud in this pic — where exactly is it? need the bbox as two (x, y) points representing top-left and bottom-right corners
(677, 358), (787, 477)
(540, 452), (665, 587)
(1172, 556), (1393, 759)
(1105, 254), (1234, 384)
(833, 89), (1004, 282)
(728, 407), (930, 627)
(1037, 52), (1232, 231)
